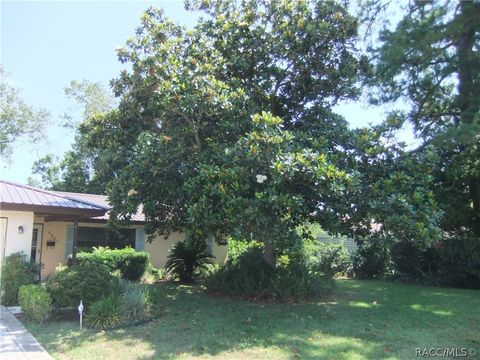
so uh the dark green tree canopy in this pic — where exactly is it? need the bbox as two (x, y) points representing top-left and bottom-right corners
(362, 0), (480, 235)
(90, 0), (366, 237)
(188, 0), (365, 126)
(71, 0), (443, 266)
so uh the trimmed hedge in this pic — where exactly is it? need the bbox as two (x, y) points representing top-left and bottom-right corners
(69, 247), (150, 282)
(46, 263), (118, 308)
(18, 284), (52, 323)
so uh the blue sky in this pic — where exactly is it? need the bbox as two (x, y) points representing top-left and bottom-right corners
(1, 0), (395, 184)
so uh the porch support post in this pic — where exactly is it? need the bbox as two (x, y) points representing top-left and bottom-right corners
(72, 217), (79, 266)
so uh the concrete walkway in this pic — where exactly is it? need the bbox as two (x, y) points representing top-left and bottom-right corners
(0, 306), (53, 360)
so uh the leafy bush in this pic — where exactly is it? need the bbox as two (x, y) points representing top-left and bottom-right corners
(313, 243), (352, 278)
(272, 261), (333, 301)
(70, 247), (114, 268)
(352, 236), (391, 279)
(205, 241), (333, 301)
(148, 266), (167, 281)
(87, 295), (123, 329)
(433, 235), (480, 289)
(166, 239), (215, 282)
(206, 245), (274, 297)
(45, 263), (118, 308)
(196, 262), (221, 280)
(18, 284), (52, 323)
(386, 235), (479, 289)
(121, 283), (151, 321)
(390, 240), (437, 281)
(0, 253), (41, 305)
(117, 251), (150, 281)
(70, 247), (150, 282)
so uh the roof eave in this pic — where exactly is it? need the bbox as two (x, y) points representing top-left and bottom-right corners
(0, 202), (108, 218)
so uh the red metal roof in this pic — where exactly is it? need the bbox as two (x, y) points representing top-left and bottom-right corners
(51, 191), (145, 222)
(0, 180), (108, 211)
(1, 180), (145, 222)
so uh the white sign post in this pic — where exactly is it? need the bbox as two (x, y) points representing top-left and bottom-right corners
(78, 300), (84, 330)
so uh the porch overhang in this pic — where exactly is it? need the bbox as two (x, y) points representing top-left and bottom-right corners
(0, 202), (107, 220)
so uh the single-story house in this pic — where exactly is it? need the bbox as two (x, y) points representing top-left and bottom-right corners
(0, 180), (227, 279)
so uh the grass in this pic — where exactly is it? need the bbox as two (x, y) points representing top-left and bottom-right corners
(23, 279), (480, 359)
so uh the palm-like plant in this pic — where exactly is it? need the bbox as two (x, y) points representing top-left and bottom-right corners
(166, 239), (215, 282)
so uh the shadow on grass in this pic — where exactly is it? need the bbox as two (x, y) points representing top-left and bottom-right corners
(24, 279), (480, 360)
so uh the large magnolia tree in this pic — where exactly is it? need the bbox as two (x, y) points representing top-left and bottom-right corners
(79, 0), (441, 266)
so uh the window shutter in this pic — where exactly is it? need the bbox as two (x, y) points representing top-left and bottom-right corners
(65, 225), (74, 258)
(135, 229), (145, 251)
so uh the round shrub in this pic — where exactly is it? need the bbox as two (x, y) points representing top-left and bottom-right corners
(18, 284), (52, 323)
(87, 295), (123, 329)
(1, 253), (40, 305)
(45, 263), (118, 308)
(117, 251), (150, 281)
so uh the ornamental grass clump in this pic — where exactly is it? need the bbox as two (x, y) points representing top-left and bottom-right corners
(122, 283), (152, 321)
(87, 296), (123, 330)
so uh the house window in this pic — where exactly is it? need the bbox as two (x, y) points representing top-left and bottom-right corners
(31, 228), (40, 263)
(77, 227), (135, 251)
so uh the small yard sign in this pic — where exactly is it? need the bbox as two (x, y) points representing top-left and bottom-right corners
(78, 300), (84, 329)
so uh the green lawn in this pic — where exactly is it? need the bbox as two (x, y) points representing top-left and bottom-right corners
(24, 279), (480, 360)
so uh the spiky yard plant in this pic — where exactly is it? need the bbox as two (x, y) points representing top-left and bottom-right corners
(166, 239), (215, 282)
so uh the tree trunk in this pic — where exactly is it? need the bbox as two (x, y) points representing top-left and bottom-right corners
(470, 178), (480, 236)
(263, 240), (276, 268)
(456, 1), (480, 235)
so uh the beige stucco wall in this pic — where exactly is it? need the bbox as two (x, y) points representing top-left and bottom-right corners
(1, 211), (227, 279)
(212, 241), (228, 265)
(145, 232), (186, 268)
(38, 221), (137, 279)
(0, 210), (34, 260)
(37, 220), (228, 279)
(143, 233), (228, 268)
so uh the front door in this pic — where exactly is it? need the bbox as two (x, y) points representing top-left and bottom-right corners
(31, 224), (43, 264)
